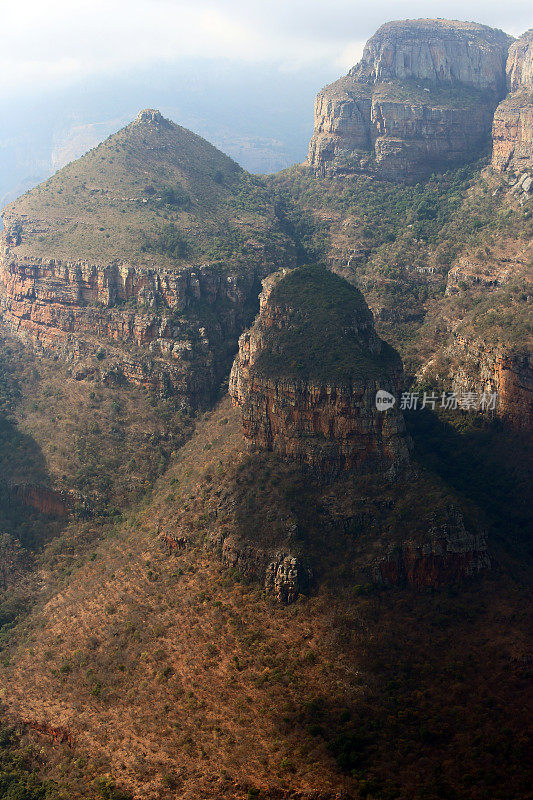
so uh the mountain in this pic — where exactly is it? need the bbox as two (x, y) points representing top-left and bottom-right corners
(0, 109), (296, 407)
(2, 108), (285, 265)
(0, 16), (531, 800)
(270, 19), (533, 429)
(0, 60), (331, 206)
(308, 19), (513, 181)
(5, 265), (528, 800)
(229, 265), (411, 478)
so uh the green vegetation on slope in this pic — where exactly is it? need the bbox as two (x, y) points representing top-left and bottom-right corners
(254, 265), (401, 383)
(269, 159), (533, 371)
(3, 112), (292, 270)
(0, 722), (58, 800)
(0, 717), (134, 800)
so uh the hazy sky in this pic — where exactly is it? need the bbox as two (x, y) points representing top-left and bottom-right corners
(2, 0), (531, 99)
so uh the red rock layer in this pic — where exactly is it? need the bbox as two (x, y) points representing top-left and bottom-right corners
(23, 719), (75, 748)
(230, 272), (411, 478)
(11, 484), (73, 517)
(0, 239), (262, 406)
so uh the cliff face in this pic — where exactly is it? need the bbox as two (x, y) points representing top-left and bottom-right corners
(492, 31), (533, 172)
(0, 110), (295, 407)
(230, 266), (411, 478)
(506, 30), (533, 92)
(0, 238), (266, 406)
(350, 19), (510, 90)
(373, 514), (490, 588)
(447, 335), (533, 429)
(308, 19), (512, 181)
(9, 484), (74, 517)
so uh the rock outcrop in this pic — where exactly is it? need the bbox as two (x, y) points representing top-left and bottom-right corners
(0, 111), (295, 407)
(447, 335), (533, 429)
(492, 31), (533, 172)
(0, 242), (266, 406)
(209, 529), (310, 605)
(308, 19), (512, 181)
(9, 484), (75, 517)
(230, 265), (411, 478)
(418, 324), (533, 430)
(372, 507), (490, 588)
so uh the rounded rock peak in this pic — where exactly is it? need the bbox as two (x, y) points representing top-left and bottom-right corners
(374, 18), (512, 37)
(134, 108), (165, 125)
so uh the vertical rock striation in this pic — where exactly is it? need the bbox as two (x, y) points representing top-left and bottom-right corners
(308, 19), (512, 181)
(0, 236), (266, 406)
(230, 265), (411, 478)
(492, 30), (533, 172)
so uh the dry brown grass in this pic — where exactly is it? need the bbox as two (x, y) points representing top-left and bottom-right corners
(1, 396), (531, 800)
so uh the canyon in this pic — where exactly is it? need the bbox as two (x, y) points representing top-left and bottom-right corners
(0, 17), (531, 800)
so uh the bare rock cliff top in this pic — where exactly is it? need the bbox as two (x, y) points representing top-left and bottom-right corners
(349, 18), (513, 91)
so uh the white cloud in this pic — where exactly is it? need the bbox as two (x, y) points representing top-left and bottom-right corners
(0, 0), (530, 98)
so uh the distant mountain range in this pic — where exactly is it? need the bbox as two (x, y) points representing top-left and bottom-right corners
(0, 59), (337, 210)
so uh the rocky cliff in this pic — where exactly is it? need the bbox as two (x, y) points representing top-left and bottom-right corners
(445, 335), (533, 429)
(9, 484), (75, 517)
(230, 265), (411, 478)
(308, 19), (512, 181)
(0, 111), (295, 406)
(373, 507), (490, 588)
(0, 240), (267, 405)
(492, 31), (533, 172)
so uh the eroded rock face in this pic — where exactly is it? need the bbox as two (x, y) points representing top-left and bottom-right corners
(0, 234), (266, 407)
(265, 553), (309, 604)
(230, 266), (411, 478)
(0, 110), (296, 408)
(9, 484), (74, 517)
(492, 31), (533, 172)
(350, 19), (511, 89)
(507, 30), (533, 92)
(308, 19), (512, 181)
(213, 532), (309, 604)
(448, 336), (533, 429)
(373, 507), (490, 588)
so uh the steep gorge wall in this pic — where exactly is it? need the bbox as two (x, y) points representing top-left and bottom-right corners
(308, 19), (512, 181)
(447, 335), (533, 429)
(0, 233), (265, 407)
(492, 30), (533, 172)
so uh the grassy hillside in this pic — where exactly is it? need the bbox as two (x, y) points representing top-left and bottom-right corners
(2, 110), (291, 270)
(269, 161), (533, 373)
(0, 392), (530, 800)
(253, 265), (401, 383)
